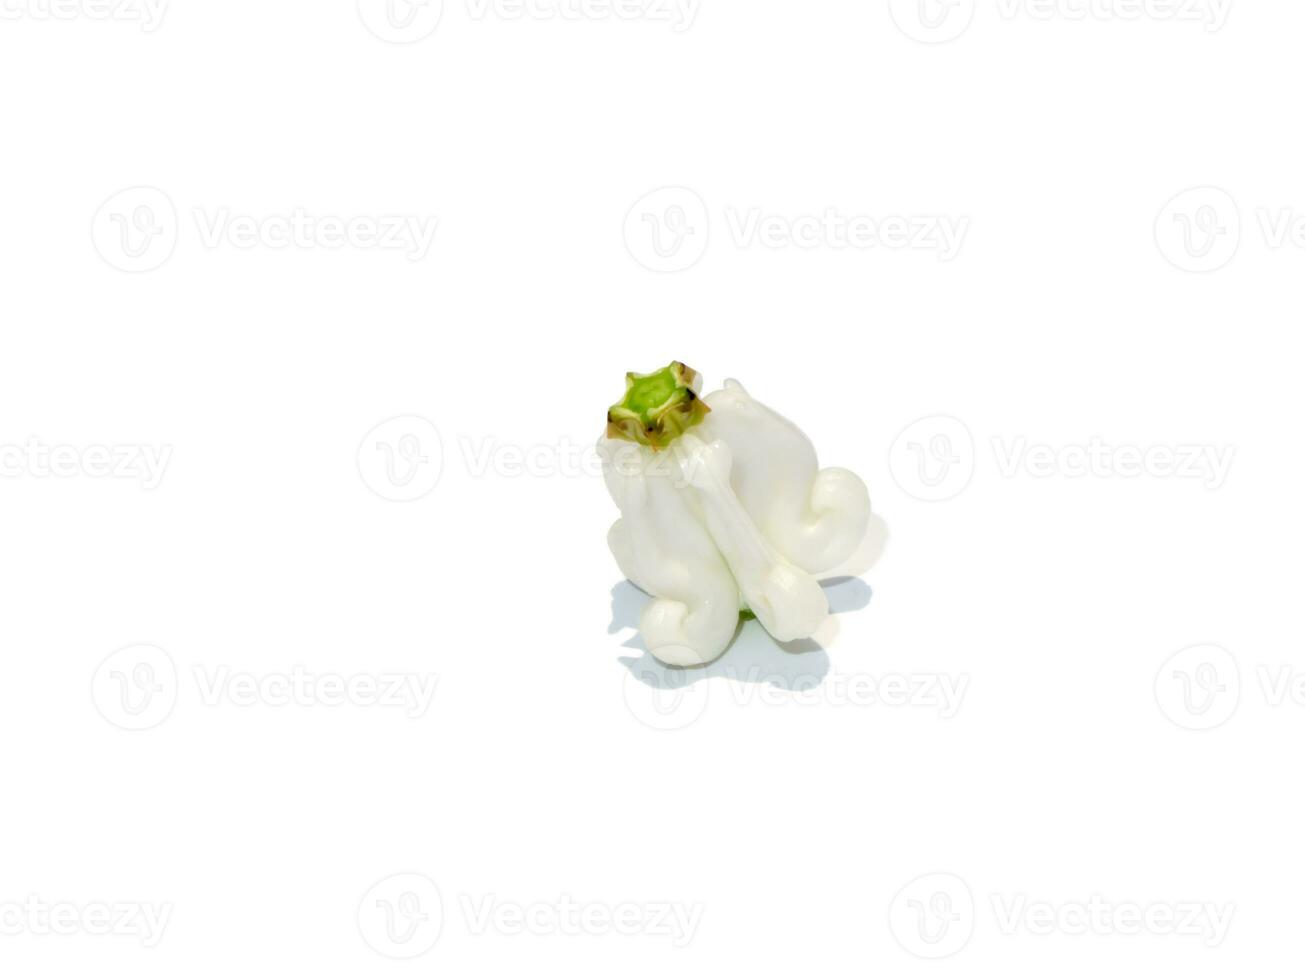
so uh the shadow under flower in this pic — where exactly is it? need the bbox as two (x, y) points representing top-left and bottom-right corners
(610, 576), (873, 692)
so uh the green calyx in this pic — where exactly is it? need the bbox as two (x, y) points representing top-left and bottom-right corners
(606, 361), (710, 451)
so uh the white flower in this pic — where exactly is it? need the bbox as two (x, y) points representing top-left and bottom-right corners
(600, 364), (883, 667)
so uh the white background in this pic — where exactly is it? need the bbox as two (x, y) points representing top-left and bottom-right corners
(2, 0), (1302, 976)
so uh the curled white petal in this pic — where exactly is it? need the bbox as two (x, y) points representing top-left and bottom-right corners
(674, 433), (828, 642)
(600, 437), (739, 667)
(699, 379), (872, 575)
